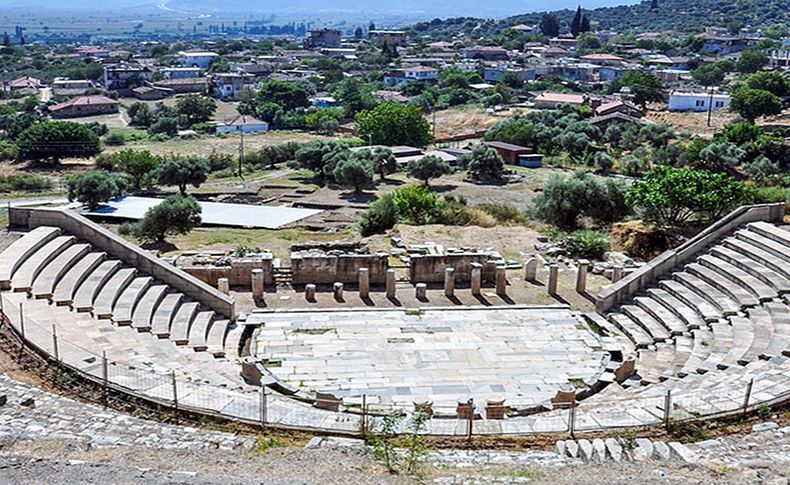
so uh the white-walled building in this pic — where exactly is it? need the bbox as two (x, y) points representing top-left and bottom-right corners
(179, 50), (220, 69)
(668, 91), (731, 112)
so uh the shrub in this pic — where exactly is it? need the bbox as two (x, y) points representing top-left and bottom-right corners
(393, 185), (440, 225)
(132, 195), (202, 243)
(476, 203), (527, 224)
(0, 140), (18, 161)
(103, 132), (125, 146)
(100, 149), (162, 189)
(359, 193), (398, 236)
(532, 171), (631, 228)
(593, 152), (613, 174)
(0, 174), (53, 192)
(564, 230), (610, 260)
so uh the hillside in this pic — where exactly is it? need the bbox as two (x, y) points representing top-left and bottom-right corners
(412, 0), (790, 36)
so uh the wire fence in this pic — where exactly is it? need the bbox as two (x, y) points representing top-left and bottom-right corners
(2, 291), (790, 438)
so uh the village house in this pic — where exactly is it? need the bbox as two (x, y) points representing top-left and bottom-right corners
(509, 24), (539, 34)
(549, 37), (578, 50)
(579, 53), (625, 66)
(668, 90), (731, 112)
(132, 85), (173, 100)
(484, 141), (533, 165)
(179, 50), (220, 69)
(461, 46), (509, 61)
(49, 95), (119, 118)
(533, 92), (596, 109)
(383, 66), (439, 86)
(211, 72), (256, 100)
(703, 36), (752, 54)
(304, 28), (342, 49)
(5, 76), (44, 95)
(152, 77), (209, 94)
(368, 30), (407, 47)
(770, 49), (790, 69)
(216, 115), (270, 134)
(51, 79), (96, 101)
(159, 67), (203, 80)
(103, 63), (151, 92)
(230, 61), (274, 77)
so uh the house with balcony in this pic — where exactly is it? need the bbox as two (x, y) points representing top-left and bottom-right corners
(211, 73), (256, 100)
(103, 64), (151, 92)
(383, 66), (439, 86)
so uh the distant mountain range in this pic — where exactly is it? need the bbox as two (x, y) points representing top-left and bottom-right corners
(0, 0), (637, 18)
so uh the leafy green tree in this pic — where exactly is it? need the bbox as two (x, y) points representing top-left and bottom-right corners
(691, 64), (725, 86)
(332, 155), (373, 194)
(593, 151), (614, 174)
(539, 14), (560, 37)
(407, 155), (452, 186)
(148, 117), (180, 136)
(626, 166), (753, 226)
(99, 149), (162, 189)
(640, 123), (675, 148)
(718, 121), (763, 145)
(370, 147), (397, 180)
(157, 156), (210, 195)
(613, 72), (665, 109)
(66, 170), (127, 210)
(356, 102), (433, 147)
(332, 78), (378, 116)
(133, 195), (202, 243)
(744, 71), (790, 97)
(465, 145), (504, 182)
(127, 102), (154, 127)
(736, 49), (768, 73)
(239, 80), (311, 117)
(484, 119), (535, 147)
(730, 87), (782, 123)
(17, 121), (101, 163)
(175, 94), (217, 125)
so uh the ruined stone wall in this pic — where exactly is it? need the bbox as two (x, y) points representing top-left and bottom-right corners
(178, 255), (275, 287)
(409, 253), (498, 284)
(291, 252), (388, 285)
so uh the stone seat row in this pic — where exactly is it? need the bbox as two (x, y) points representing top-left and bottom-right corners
(600, 222), (790, 389)
(0, 227), (230, 358)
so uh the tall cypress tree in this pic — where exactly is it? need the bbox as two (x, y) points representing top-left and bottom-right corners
(650, 0), (659, 9)
(580, 15), (591, 33)
(570, 6), (583, 37)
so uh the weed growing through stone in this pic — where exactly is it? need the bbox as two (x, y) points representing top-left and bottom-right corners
(404, 411), (429, 476)
(255, 435), (288, 453)
(372, 411), (402, 473)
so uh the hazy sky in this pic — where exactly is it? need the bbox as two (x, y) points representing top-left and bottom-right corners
(0, 0), (639, 18)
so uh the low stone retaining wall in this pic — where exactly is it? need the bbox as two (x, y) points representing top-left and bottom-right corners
(8, 207), (236, 319)
(595, 203), (787, 313)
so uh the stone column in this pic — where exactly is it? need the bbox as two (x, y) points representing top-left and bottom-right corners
(612, 265), (623, 283)
(485, 396), (506, 420)
(524, 257), (538, 282)
(358, 267), (370, 299)
(576, 259), (590, 294)
(333, 282), (344, 300)
(548, 265), (559, 296)
(415, 283), (427, 300)
(217, 278), (230, 295)
(305, 284), (316, 302)
(495, 266), (507, 296)
(251, 269), (265, 300)
(385, 269), (396, 299)
(444, 267), (455, 298)
(470, 263), (482, 296)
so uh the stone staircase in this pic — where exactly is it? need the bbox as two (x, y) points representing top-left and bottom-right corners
(595, 221), (790, 390)
(555, 438), (696, 463)
(0, 226), (231, 358)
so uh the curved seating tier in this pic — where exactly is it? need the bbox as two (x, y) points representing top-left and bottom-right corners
(0, 227), (234, 361)
(602, 222), (790, 394)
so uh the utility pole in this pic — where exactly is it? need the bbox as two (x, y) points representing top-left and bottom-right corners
(238, 127), (245, 180)
(707, 85), (714, 128)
